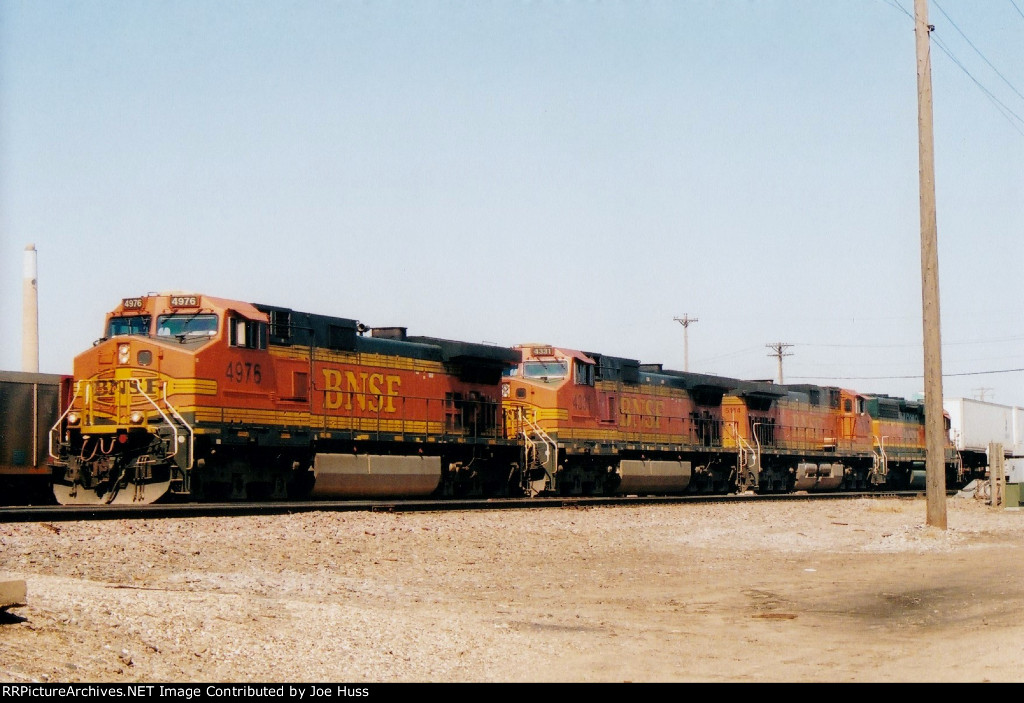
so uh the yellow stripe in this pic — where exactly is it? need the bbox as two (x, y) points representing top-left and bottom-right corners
(552, 429), (694, 444)
(190, 405), (445, 435)
(169, 379), (218, 395)
(269, 346), (448, 374)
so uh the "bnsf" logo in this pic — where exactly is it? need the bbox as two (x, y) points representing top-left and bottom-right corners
(93, 377), (164, 397)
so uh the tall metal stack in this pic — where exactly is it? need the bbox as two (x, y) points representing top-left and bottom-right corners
(22, 243), (38, 373)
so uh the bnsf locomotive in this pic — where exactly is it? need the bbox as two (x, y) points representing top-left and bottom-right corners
(504, 346), (961, 497)
(50, 293), (519, 504)
(49, 293), (964, 505)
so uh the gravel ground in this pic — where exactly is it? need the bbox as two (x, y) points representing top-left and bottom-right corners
(2, 492), (1023, 683)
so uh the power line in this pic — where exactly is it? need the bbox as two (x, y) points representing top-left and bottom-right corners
(933, 0), (1024, 103)
(791, 366), (1024, 381)
(795, 335), (1024, 349)
(880, 0), (1024, 136)
(930, 35), (1024, 135)
(878, 0), (913, 21)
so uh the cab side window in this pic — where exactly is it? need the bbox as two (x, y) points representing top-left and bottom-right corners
(229, 317), (266, 350)
(574, 360), (594, 386)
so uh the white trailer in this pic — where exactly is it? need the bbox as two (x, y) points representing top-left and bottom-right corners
(943, 398), (1016, 454)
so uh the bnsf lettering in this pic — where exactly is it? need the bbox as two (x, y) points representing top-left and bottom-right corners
(619, 397), (665, 429)
(322, 369), (401, 412)
(94, 378), (163, 396)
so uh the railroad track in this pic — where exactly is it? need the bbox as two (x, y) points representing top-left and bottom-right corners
(0, 490), (932, 523)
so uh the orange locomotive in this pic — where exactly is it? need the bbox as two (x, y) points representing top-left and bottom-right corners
(49, 293), (520, 504)
(502, 344), (775, 495)
(50, 294), (964, 504)
(502, 345), (961, 496)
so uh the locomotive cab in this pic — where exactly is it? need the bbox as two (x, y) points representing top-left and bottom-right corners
(502, 345), (601, 494)
(503, 345), (740, 497)
(50, 293), (269, 504)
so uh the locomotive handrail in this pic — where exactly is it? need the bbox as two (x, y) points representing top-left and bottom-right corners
(161, 382), (195, 471)
(48, 382), (84, 460)
(750, 421), (765, 487)
(724, 419), (759, 490)
(130, 379), (194, 471)
(872, 435), (889, 483)
(520, 407), (557, 492)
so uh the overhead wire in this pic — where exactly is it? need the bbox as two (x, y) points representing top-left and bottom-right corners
(880, 0), (1024, 136)
(792, 367), (1024, 381)
(794, 335), (1024, 349)
(933, 0), (1024, 104)
(786, 1), (1024, 389)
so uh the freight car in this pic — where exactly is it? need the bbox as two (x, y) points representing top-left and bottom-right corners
(1, 370), (71, 504)
(49, 293), (964, 505)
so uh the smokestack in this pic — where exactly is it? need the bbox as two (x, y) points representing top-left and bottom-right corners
(22, 243), (39, 373)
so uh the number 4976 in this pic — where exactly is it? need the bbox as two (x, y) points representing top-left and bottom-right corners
(226, 362), (261, 384)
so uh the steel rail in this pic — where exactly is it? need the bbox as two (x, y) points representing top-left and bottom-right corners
(0, 490), (938, 524)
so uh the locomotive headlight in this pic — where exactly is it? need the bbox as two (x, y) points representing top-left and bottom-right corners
(501, 383), (510, 398)
(66, 412), (80, 426)
(129, 411), (145, 425)
(118, 343), (130, 364)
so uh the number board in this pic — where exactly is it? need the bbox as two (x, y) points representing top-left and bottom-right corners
(169, 295), (199, 308)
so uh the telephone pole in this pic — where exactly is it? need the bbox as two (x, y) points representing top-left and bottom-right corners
(766, 342), (793, 384)
(973, 387), (994, 402)
(673, 314), (698, 371)
(915, 0), (947, 529)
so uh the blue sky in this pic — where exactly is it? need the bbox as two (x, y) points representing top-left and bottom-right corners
(2, 1), (1022, 406)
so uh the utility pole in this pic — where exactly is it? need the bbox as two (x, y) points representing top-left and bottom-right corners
(973, 387), (993, 402)
(766, 342), (793, 384)
(673, 314), (698, 371)
(915, 0), (947, 529)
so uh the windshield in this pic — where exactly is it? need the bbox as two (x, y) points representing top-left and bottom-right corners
(522, 360), (568, 380)
(156, 314), (219, 338)
(107, 315), (151, 337)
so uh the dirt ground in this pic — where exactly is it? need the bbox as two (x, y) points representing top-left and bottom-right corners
(1, 493), (1023, 684)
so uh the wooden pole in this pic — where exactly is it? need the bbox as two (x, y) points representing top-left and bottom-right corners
(674, 315), (698, 372)
(915, 0), (947, 529)
(766, 342), (793, 385)
(989, 443), (1004, 509)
